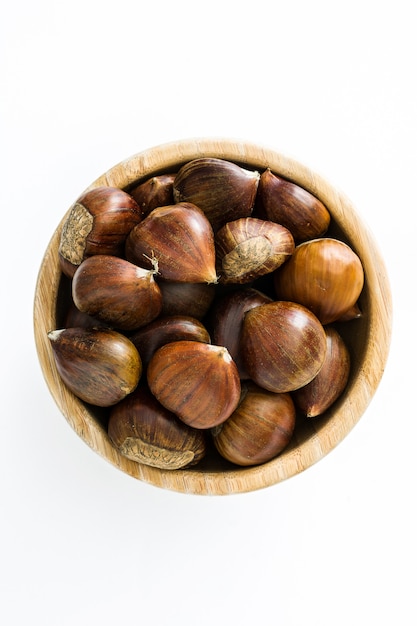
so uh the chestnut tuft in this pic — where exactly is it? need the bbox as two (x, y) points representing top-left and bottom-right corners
(125, 203), (218, 284)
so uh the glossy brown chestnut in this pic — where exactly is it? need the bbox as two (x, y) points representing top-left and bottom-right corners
(274, 238), (364, 324)
(72, 255), (162, 331)
(108, 385), (206, 470)
(129, 173), (175, 216)
(292, 326), (351, 417)
(130, 316), (211, 369)
(125, 203), (218, 283)
(256, 169), (331, 242)
(48, 327), (141, 407)
(242, 301), (327, 393)
(210, 287), (273, 379)
(215, 217), (294, 284)
(58, 186), (142, 277)
(173, 158), (260, 232)
(147, 341), (241, 429)
(212, 381), (296, 466)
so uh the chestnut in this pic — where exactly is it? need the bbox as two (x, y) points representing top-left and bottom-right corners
(173, 158), (260, 232)
(63, 302), (109, 329)
(292, 326), (351, 417)
(129, 173), (175, 216)
(212, 381), (296, 466)
(58, 186), (142, 277)
(48, 327), (141, 407)
(108, 385), (207, 470)
(209, 287), (272, 379)
(130, 315), (211, 369)
(72, 255), (162, 331)
(256, 168), (331, 242)
(215, 217), (294, 284)
(274, 238), (364, 324)
(242, 301), (327, 393)
(125, 203), (218, 283)
(158, 281), (215, 320)
(147, 340), (241, 429)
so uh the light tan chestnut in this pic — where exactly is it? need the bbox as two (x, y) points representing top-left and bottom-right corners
(242, 301), (327, 393)
(210, 287), (273, 379)
(130, 316), (211, 369)
(129, 173), (175, 216)
(292, 326), (351, 417)
(59, 186), (142, 277)
(108, 385), (206, 470)
(173, 158), (260, 232)
(147, 341), (241, 429)
(215, 217), (294, 284)
(125, 203), (218, 283)
(212, 381), (296, 466)
(256, 169), (331, 242)
(72, 255), (162, 331)
(158, 280), (216, 320)
(48, 327), (141, 407)
(274, 238), (364, 324)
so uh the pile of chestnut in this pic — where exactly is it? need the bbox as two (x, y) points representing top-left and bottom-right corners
(48, 158), (364, 470)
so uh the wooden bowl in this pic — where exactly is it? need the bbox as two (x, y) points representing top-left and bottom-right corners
(33, 138), (392, 495)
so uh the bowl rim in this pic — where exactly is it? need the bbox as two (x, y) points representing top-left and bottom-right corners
(33, 137), (393, 495)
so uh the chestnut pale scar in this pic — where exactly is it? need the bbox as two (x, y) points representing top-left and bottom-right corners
(59, 203), (93, 265)
(222, 236), (271, 279)
(120, 438), (195, 470)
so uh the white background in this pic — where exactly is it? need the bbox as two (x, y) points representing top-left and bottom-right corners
(1, 1), (415, 624)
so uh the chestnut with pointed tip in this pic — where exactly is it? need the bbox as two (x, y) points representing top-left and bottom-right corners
(108, 385), (207, 470)
(48, 327), (141, 407)
(173, 158), (260, 232)
(147, 341), (241, 429)
(129, 173), (176, 216)
(256, 169), (331, 242)
(125, 203), (218, 283)
(72, 255), (162, 331)
(292, 326), (351, 417)
(337, 303), (362, 322)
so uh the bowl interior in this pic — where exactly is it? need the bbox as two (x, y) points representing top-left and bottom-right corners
(33, 138), (392, 495)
